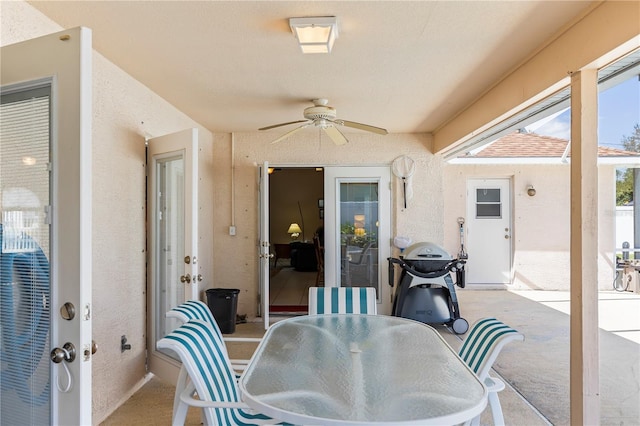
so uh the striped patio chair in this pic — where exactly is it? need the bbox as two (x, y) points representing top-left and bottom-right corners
(167, 300), (262, 364)
(308, 286), (377, 315)
(157, 320), (284, 426)
(166, 300), (262, 421)
(458, 317), (524, 426)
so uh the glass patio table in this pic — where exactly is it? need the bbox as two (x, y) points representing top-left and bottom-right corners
(239, 314), (487, 425)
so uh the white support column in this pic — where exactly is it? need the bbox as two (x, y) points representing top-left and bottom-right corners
(569, 69), (600, 425)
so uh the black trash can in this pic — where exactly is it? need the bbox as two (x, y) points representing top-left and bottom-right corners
(205, 288), (240, 334)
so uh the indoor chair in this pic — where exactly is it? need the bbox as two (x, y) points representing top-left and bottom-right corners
(458, 317), (524, 426)
(308, 286), (377, 315)
(312, 235), (324, 286)
(157, 320), (284, 426)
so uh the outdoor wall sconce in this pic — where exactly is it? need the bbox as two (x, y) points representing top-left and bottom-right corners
(526, 185), (536, 197)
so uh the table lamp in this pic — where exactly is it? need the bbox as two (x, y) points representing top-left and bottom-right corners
(287, 223), (302, 240)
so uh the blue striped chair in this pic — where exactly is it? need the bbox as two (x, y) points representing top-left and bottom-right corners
(166, 300), (262, 422)
(308, 286), (377, 315)
(458, 317), (524, 426)
(167, 300), (262, 367)
(157, 320), (283, 426)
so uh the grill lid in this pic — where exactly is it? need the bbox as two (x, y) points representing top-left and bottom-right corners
(402, 242), (452, 261)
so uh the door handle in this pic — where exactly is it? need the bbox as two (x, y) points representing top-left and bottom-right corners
(51, 342), (76, 392)
(180, 274), (192, 283)
(51, 342), (76, 363)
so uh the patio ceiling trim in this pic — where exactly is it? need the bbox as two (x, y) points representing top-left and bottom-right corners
(448, 156), (640, 166)
(433, 1), (640, 156)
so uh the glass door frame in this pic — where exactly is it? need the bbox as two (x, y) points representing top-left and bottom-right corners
(323, 166), (392, 314)
(147, 129), (199, 384)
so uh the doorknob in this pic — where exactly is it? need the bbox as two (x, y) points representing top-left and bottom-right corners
(180, 274), (192, 283)
(51, 342), (76, 392)
(51, 342), (76, 363)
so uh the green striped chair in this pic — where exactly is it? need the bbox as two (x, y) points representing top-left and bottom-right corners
(166, 301), (262, 422)
(458, 317), (524, 426)
(157, 320), (284, 426)
(167, 300), (262, 366)
(308, 286), (377, 315)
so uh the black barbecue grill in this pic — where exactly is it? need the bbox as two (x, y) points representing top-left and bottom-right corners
(388, 242), (468, 334)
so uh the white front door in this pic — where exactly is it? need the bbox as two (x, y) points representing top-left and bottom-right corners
(1, 28), (93, 425)
(147, 129), (200, 384)
(324, 167), (392, 314)
(465, 178), (512, 284)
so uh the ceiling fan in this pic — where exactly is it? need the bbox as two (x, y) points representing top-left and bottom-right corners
(259, 98), (388, 145)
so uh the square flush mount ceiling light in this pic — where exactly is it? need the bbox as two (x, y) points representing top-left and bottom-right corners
(289, 16), (338, 54)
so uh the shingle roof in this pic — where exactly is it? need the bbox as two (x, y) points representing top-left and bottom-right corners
(467, 132), (640, 158)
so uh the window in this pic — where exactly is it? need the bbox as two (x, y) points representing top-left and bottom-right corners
(476, 188), (501, 218)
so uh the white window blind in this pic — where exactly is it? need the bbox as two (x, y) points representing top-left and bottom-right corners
(0, 87), (51, 425)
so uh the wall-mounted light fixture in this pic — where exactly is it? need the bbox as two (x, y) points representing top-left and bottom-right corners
(527, 185), (536, 197)
(289, 16), (338, 54)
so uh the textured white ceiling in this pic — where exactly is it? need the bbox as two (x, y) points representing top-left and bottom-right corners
(28, 1), (595, 136)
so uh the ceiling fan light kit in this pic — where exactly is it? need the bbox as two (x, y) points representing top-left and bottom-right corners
(289, 16), (338, 54)
(259, 98), (388, 145)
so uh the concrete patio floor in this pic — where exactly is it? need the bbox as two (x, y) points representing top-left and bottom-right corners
(102, 289), (640, 425)
(448, 289), (640, 425)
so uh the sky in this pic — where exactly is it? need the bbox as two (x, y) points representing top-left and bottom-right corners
(529, 76), (640, 150)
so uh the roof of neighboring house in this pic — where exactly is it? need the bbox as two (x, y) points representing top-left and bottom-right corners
(467, 132), (640, 158)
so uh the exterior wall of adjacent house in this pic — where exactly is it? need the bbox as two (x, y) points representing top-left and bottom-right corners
(616, 206), (635, 252)
(443, 163), (616, 290)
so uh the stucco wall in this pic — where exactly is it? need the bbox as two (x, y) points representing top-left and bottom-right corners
(2, 2), (214, 423)
(444, 162), (616, 290)
(210, 132), (440, 318)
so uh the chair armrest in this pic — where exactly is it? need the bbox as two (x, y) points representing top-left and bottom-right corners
(225, 338), (261, 370)
(179, 387), (250, 409)
(231, 363), (247, 372)
(223, 337), (263, 343)
(484, 375), (506, 393)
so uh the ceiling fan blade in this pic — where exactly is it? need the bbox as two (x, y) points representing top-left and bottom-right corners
(338, 120), (388, 135)
(270, 123), (311, 144)
(323, 126), (349, 145)
(259, 120), (309, 131)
